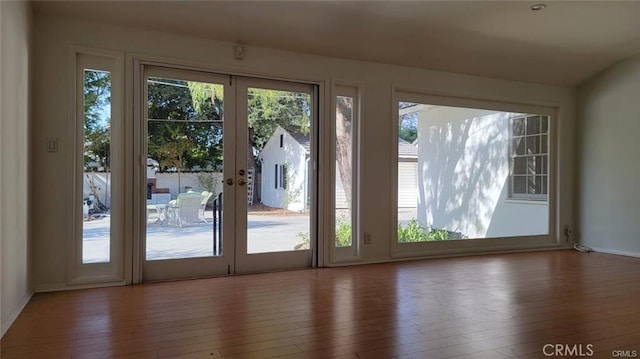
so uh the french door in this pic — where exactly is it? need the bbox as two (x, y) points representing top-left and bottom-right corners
(141, 66), (316, 281)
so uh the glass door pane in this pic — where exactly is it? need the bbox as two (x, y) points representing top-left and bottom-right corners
(235, 78), (315, 273)
(142, 67), (234, 281)
(146, 76), (224, 259)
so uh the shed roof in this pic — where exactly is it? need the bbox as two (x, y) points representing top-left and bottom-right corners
(398, 138), (418, 159)
(286, 128), (311, 153)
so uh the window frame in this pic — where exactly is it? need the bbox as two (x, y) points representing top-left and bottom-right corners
(391, 89), (559, 259)
(67, 48), (126, 285)
(509, 114), (549, 201)
(329, 83), (362, 262)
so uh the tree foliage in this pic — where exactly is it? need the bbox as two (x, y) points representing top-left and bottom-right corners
(83, 70), (111, 168)
(399, 113), (418, 143)
(147, 78), (223, 172)
(398, 102), (419, 143)
(246, 89), (310, 154)
(335, 96), (353, 208)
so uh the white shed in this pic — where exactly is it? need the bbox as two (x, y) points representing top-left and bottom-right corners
(258, 126), (310, 212)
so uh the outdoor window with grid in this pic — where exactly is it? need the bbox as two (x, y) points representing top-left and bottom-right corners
(510, 114), (549, 200)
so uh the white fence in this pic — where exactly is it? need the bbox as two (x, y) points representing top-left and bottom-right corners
(154, 172), (223, 199)
(83, 172), (223, 209)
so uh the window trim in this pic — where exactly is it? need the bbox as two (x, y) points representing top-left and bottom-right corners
(329, 83), (362, 262)
(67, 48), (126, 285)
(390, 89), (560, 259)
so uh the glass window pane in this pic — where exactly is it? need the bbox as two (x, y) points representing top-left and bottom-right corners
(336, 96), (353, 247)
(397, 102), (549, 241)
(514, 157), (527, 174)
(512, 117), (525, 136)
(526, 135), (540, 154)
(512, 137), (525, 155)
(541, 116), (549, 134)
(533, 175), (545, 194)
(526, 115), (540, 135)
(534, 156), (546, 174)
(541, 134), (548, 154)
(513, 175), (526, 194)
(82, 70), (112, 264)
(397, 102), (420, 241)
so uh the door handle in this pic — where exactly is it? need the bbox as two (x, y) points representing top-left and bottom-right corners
(223, 178), (234, 186)
(238, 179), (247, 186)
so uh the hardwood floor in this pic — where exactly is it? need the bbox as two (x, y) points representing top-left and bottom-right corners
(2, 251), (639, 358)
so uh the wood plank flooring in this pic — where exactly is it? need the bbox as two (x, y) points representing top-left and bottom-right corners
(2, 250), (639, 358)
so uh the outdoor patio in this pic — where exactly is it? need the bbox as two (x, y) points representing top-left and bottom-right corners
(82, 209), (311, 263)
(82, 207), (418, 263)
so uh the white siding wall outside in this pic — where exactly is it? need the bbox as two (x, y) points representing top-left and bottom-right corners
(338, 161), (417, 209)
(416, 107), (548, 238)
(398, 162), (417, 208)
(260, 127), (308, 211)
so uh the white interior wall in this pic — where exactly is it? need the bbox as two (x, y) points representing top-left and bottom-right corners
(577, 56), (640, 256)
(30, 14), (576, 290)
(1, 0), (32, 337)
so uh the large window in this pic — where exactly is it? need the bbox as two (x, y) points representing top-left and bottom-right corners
(396, 101), (551, 244)
(510, 115), (549, 200)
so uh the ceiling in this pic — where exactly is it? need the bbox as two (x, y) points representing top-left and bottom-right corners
(33, 1), (640, 86)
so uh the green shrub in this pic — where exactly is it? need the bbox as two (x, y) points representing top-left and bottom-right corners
(397, 219), (464, 242)
(397, 219), (429, 242)
(335, 219), (352, 247)
(331, 218), (464, 245)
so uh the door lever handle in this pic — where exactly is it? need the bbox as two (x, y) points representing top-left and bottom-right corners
(238, 179), (247, 186)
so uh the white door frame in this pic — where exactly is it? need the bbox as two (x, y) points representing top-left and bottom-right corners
(133, 65), (318, 281)
(234, 77), (317, 274)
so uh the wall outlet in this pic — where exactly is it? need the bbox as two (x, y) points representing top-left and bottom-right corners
(364, 232), (372, 245)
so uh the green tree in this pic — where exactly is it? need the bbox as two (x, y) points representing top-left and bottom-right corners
(83, 70), (111, 168)
(147, 78), (223, 173)
(189, 85), (311, 203)
(399, 113), (418, 143)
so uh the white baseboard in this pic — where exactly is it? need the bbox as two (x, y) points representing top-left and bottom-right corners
(33, 280), (126, 293)
(589, 246), (640, 258)
(1, 292), (33, 339)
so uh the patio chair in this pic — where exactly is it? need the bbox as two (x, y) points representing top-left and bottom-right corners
(198, 191), (213, 223)
(164, 192), (204, 227)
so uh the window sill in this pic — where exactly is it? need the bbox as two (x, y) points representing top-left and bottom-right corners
(505, 198), (548, 205)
